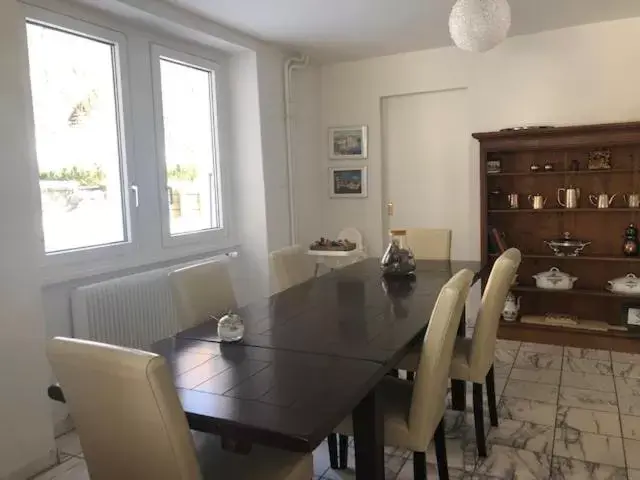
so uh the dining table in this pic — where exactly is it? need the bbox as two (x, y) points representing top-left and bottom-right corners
(48, 257), (485, 480)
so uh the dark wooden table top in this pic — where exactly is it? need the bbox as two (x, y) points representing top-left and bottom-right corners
(150, 337), (385, 452)
(178, 258), (484, 366)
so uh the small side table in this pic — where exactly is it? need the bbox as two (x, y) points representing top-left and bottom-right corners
(307, 249), (366, 277)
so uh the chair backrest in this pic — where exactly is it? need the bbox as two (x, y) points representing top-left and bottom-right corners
(269, 245), (315, 292)
(468, 248), (521, 380)
(47, 337), (201, 480)
(337, 227), (364, 251)
(169, 260), (237, 330)
(409, 268), (474, 450)
(406, 228), (451, 260)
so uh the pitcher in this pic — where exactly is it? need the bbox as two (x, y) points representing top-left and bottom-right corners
(557, 187), (580, 209)
(502, 292), (520, 322)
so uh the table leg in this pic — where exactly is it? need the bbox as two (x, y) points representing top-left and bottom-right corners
(353, 388), (384, 480)
(451, 305), (467, 411)
(314, 261), (320, 277)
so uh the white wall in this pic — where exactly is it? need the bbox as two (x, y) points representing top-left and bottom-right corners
(256, 47), (292, 253)
(291, 64), (325, 247)
(320, 17), (640, 258)
(0, 1), (56, 478)
(230, 50), (270, 299)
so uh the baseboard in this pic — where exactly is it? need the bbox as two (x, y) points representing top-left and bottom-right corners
(3, 449), (57, 480)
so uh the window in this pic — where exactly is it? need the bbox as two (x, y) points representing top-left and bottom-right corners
(154, 50), (223, 241)
(23, 6), (234, 281)
(26, 21), (129, 254)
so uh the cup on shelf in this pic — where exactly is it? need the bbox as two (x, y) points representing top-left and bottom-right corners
(624, 193), (640, 208)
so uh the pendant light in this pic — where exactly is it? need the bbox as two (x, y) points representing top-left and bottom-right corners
(449, 0), (511, 52)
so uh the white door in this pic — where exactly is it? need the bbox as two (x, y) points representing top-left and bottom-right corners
(381, 89), (472, 260)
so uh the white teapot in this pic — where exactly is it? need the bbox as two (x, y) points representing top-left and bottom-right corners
(502, 292), (520, 322)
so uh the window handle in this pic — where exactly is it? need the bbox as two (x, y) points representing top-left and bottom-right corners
(130, 184), (139, 207)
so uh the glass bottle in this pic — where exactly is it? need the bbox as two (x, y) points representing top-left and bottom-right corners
(623, 223), (639, 257)
(380, 229), (416, 276)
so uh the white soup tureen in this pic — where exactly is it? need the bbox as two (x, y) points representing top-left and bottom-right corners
(608, 273), (640, 295)
(532, 267), (577, 290)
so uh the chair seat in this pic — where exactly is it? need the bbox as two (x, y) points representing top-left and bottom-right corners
(334, 377), (429, 452)
(194, 432), (313, 480)
(396, 337), (474, 382)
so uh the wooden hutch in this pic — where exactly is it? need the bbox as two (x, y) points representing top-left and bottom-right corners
(475, 122), (640, 353)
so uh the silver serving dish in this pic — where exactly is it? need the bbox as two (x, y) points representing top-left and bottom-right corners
(544, 232), (591, 257)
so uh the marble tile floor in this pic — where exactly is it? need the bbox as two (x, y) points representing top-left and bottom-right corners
(32, 341), (640, 480)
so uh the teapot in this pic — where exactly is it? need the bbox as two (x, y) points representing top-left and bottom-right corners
(589, 192), (618, 209)
(502, 292), (520, 322)
(528, 194), (547, 210)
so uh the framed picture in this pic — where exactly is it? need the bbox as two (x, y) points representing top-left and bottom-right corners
(622, 302), (640, 328)
(329, 167), (367, 198)
(329, 126), (368, 159)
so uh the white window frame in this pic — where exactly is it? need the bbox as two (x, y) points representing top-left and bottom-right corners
(22, 1), (238, 284)
(150, 44), (233, 249)
(24, 5), (137, 267)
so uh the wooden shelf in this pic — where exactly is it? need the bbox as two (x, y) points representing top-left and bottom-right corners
(511, 285), (637, 298)
(489, 253), (640, 262)
(489, 208), (635, 213)
(488, 169), (636, 177)
(498, 321), (640, 352)
(479, 122), (640, 351)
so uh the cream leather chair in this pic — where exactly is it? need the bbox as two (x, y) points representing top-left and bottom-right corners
(47, 337), (312, 480)
(332, 268), (474, 480)
(269, 245), (315, 292)
(406, 228), (452, 261)
(169, 260), (237, 330)
(397, 248), (521, 457)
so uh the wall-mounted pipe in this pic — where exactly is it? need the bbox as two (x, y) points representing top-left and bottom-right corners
(284, 54), (309, 245)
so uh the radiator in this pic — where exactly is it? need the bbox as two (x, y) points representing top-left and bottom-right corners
(71, 255), (238, 349)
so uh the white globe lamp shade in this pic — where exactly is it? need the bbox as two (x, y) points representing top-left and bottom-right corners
(449, 0), (511, 53)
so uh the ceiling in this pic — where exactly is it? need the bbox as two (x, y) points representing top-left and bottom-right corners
(161, 0), (640, 62)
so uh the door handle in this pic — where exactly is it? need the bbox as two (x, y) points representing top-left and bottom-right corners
(130, 184), (139, 208)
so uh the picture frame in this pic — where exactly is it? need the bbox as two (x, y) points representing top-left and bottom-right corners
(588, 148), (612, 170)
(329, 167), (368, 198)
(329, 126), (368, 160)
(621, 302), (640, 328)
(487, 155), (502, 174)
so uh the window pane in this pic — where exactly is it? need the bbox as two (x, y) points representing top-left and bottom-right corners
(26, 22), (126, 253)
(159, 58), (220, 236)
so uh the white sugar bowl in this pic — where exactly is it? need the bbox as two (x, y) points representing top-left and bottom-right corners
(217, 312), (245, 342)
